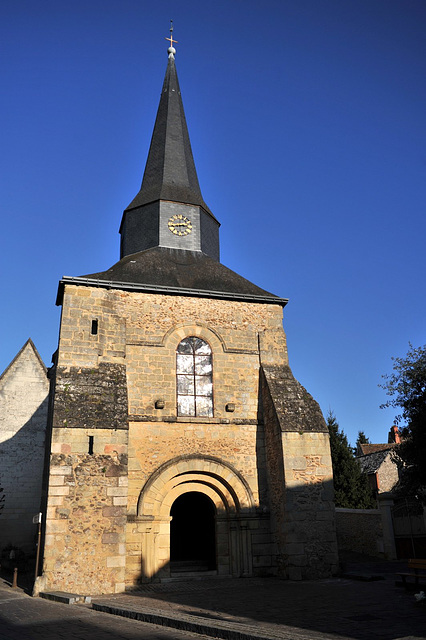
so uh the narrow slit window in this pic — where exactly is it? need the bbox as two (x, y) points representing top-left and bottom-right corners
(88, 436), (94, 455)
(176, 337), (213, 417)
(91, 319), (98, 335)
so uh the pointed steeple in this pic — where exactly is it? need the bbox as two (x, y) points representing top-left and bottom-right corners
(125, 56), (212, 215)
(120, 32), (219, 261)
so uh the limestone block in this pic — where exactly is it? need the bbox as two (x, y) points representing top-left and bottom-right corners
(48, 486), (70, 496)
(50, 466), (72, 476)
(106, 556), (126, 568)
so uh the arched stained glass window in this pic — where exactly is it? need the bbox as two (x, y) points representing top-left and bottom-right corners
(176, 337), (213, 417)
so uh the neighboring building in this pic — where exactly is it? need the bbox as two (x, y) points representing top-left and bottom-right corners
(0, 339), (48, 553)
(36, 40), (339, 595)
(357, 426), (401, 495)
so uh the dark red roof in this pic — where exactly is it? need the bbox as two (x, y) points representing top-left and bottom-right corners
(359, 443), (396, 455)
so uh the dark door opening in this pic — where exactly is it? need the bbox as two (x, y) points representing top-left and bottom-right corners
(170, 491), (216, 572)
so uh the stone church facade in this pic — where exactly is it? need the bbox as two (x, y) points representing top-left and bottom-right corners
(37, 43), (338, 595)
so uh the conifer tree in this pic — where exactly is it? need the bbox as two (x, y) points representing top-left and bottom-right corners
(356, 431), (370, 446)
(381, 343), (426, 501)
(354, 430), (370, 455)
(327, 412), (376, 509)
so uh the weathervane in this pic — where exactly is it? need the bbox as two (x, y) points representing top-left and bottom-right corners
(165, 20), (177, 58)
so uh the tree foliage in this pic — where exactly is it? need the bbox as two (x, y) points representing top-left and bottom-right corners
(355, 430), (370, 455)
(381, 343), (426, 500)
(356, 431), (370, 446)
(327, 412), (376, 509)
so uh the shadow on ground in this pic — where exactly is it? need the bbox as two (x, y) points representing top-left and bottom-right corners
(0, 580), (194, 640)
(94, 555), (426, 640)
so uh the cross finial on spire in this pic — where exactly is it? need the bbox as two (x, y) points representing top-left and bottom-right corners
(165, 20), (178, 58)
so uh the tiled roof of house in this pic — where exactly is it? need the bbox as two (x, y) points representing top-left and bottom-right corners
(358, 443), (396, 455)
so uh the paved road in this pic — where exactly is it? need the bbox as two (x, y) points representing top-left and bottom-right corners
(0, 580), (208, 640)
(1, 557), (425, 640)
(93, 572), (426, 640)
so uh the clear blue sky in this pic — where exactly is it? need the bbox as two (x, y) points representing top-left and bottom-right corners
(1, 1), (425, 446)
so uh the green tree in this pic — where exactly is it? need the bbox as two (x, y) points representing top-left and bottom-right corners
(354, 430), (370, 455)
(327, 412), (376, 508)
(356, 431), (370, 446)
(381, 343), (426, 500)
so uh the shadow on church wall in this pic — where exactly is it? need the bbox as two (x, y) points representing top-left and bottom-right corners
(0, 399), (48, 559)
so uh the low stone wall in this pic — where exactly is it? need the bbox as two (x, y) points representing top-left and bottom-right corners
(335, 508), (384, 557)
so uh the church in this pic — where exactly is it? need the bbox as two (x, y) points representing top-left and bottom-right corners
(36, 35), (338, 595)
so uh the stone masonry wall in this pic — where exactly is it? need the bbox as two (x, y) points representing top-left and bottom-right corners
(55, 286), (289, 521)
(56, 286), (288, 422)
(281, 431), (338, 579)
(377, 454), (399, 493)
(47, 285), (290, 589)
(260, 404), (287, 576)
(43, 304), (130, 594)
(53, 363), (128, 431)
(127, 421), (260, 512)
(335, 508), (384, 557)
(261, 365), (338, 579)
(44, 283), (335, 590)
(0, 341), (48, 553)
(41, 429), (128, 594)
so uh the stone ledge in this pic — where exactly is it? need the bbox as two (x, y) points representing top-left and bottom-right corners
(40, 591), (92, 604)
(128, 415), (259, 425)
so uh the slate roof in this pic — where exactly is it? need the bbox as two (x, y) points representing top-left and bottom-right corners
(56, 247), (288, 306)
(123, 56), (214, 219)
(358, 450), (391, 474)
(261, 365), (328, 433)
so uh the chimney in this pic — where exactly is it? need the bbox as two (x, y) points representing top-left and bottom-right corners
(388, 425), (401, 444)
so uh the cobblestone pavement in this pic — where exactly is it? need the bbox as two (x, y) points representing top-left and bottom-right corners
(0, 579), (208, 640)
(1, 558), (425, 640)
(92, 560), (426, 640)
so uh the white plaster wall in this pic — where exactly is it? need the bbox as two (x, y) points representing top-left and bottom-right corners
(0, 342), (49, 553)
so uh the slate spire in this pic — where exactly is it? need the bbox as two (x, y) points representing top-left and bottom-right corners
(119, 32), (219, 261)
(125, 54), (212, 215)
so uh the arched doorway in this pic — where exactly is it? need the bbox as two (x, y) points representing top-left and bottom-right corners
(170, 492), (216, 572)
(136, 456), (255, 581)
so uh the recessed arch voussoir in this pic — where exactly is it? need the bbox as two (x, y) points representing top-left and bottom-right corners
(137, 456), (255, 518)
(162, 323), (225, 353)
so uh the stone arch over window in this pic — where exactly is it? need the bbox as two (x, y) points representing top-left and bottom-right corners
(176, 336), (213, 417)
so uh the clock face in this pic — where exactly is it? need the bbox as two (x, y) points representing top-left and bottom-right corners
(168, 214), (193, 236)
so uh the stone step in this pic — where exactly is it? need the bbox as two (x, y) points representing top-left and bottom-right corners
(40, 590), (92, 605)
(170, 560), (213, 572)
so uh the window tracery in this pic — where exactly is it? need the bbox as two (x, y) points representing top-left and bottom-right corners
(176, 337), (213, 417)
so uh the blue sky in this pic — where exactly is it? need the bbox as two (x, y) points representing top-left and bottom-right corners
(1, 1), (425, 446)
